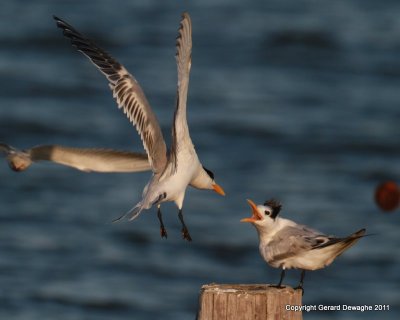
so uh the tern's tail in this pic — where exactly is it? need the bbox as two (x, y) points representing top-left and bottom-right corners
(112, 203), (143, 223)
(334, 228), (366, 258)
(316, 228), (366, 261)
(338, 228), (366, 251)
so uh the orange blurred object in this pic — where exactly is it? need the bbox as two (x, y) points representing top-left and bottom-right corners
(375, 181), (400, 212)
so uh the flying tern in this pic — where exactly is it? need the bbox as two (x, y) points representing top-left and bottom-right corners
(241, 199), (365, 293)
(51, 12), (224, 241)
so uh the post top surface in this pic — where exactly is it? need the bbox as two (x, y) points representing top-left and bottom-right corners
(201, 283), (300, 295)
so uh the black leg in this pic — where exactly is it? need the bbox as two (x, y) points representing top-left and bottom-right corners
(152, 192), (167, 206)
(295, 270), (305, 295)
(178, 209), (192, 242)
(270, 269), (285, 288)
(277, 269), (285, 287)
(157, 206), (168, 239)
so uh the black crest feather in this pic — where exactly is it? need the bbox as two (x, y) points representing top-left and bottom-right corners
(202, 166), (214, 180)
(264, 199), (282, 219)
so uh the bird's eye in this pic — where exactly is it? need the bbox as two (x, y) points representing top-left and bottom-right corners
(264, 210), (270, 216)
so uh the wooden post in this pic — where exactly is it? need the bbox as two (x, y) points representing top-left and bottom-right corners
(197, 284), (302, 320)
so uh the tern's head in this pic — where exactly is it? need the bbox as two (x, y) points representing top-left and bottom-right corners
(203, 166), (225, 196)
(6, 150), (32, 172)
(241, 198), (282, 227)
(190, 165), (225, 196)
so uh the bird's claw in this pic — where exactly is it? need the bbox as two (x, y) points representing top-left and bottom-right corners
(182, 228), (192, 242)
(160, 227), (168, 239)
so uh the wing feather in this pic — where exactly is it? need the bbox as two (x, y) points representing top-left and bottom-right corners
(268, 226), (366, 262)
(267, 226), (327, 261)
(53, 16), (167, 173)
(170, 12), (193, 171)
(1, 143), (151, 173)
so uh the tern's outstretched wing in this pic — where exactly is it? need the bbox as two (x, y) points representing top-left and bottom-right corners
(54, 16), (167, 174)
(0, 143), (150, 173)
(169, 12), (193, 171)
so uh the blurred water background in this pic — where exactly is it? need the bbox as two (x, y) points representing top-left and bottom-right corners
(1, 0), (400, 319)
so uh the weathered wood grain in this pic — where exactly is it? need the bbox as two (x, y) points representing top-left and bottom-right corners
(197, 284), (302, 320)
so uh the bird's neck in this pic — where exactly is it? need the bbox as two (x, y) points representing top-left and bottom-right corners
(255, 218), (286, 244)
(189, 166), (212, 190)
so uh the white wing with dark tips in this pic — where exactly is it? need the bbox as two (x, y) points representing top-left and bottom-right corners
(54, 16), (167, 174)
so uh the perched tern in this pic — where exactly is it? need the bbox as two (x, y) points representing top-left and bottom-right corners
(51, 13), (224, 241)
(0, 143), (150, 173)
(241, 199), (366, 293)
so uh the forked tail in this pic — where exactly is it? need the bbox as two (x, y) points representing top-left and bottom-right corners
(337, 228), (366, 256)
(341, 228), (366, 249)
(112, 203), (143, 223)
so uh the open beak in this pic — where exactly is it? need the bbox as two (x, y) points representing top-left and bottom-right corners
(212, 183), (226, 196)
(241, 199), (262, 223)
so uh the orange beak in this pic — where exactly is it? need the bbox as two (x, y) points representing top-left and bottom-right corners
(212, 183), (226, 196)
(240, 199), (262, 223)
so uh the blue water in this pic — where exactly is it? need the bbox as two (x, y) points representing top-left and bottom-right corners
(1, 1), (400, 319)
